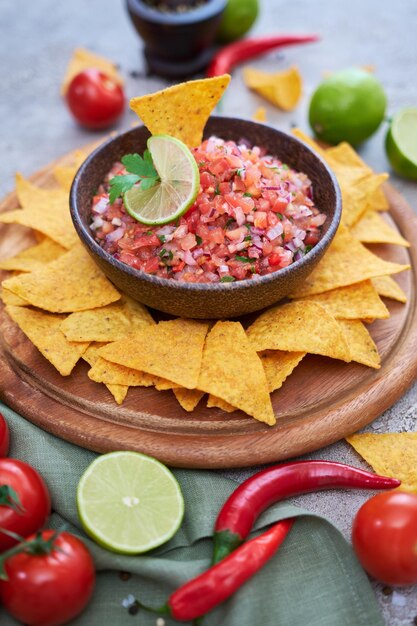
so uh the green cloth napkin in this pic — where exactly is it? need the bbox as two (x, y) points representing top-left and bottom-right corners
(0, 402), (383, 626)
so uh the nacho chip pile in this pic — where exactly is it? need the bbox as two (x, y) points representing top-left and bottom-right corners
(0, 79), (411, 425)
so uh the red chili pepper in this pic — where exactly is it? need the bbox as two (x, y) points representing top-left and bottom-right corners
(137, 518), (294, 622)
(207, 34), (320, 77)
(212, 460), (401, 563)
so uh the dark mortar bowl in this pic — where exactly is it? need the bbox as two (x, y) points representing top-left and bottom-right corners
(126, 0), (227, 76)
(70, 118), (341, 319)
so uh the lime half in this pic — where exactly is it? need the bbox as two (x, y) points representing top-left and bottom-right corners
(124, 135), (200, 226)
(385, 108), (417, 180)
(77, 451), (184, 554)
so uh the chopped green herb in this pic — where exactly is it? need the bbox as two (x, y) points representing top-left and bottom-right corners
(225, 217), (235, 228)
(243, 192), (252, 197)
(220, 276), (235, 282)
(304, 244), (313, 253)
(198, 161), (206, 168)
(235, 255), (250, 263)
(236, 168), (245, 178)
(158, 248), (173, 263)
(195, 235), (203, 245)
(244, 235), (252, 242)
(282, 164), (289, 170)
(276, 213), (284, 221)
(214, 183), (220, 195)
(108, 151), (160, 204)
(157, 234), (166, 243)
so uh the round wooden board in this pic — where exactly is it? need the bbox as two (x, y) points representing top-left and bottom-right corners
(1, 148), (417, 468)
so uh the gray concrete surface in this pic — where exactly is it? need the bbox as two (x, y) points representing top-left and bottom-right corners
(1, 0), (416, 623)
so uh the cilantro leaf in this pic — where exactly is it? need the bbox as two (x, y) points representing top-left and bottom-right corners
(121, 152), (158, 179)
(109, 151), (160, 203)
(220, 275), (235, 282)
(109, 174), (140, 204)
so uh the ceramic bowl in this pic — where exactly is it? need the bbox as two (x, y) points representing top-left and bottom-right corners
(125, 0), (227, 77)
(70, 118), (341, 319)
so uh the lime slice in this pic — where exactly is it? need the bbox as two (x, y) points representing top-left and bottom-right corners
(385, 108), (417, 180)
(308, 68), (386, 145)
(124, 135), (200, 226)
(77, 451), (184, 554)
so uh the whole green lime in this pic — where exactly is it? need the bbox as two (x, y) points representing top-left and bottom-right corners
(217, 0), (259, 43)
(308, 68), (387, 146)
(385, 108), (417, 180)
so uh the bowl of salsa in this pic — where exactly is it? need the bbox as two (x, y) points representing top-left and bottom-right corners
(70, 117), (341, 318)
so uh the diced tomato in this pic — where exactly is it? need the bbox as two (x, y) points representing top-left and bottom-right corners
(272, 198), (288, 213)
(254, 212), (268, 229)
(268, 253), (281, 266)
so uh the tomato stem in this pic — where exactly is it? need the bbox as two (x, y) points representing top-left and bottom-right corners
(0, 485), (25, 514)
(0, 530), (62, 580)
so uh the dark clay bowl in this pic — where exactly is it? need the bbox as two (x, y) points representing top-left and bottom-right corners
(70, 118), (341, 319)
(126, 0), (227, 77)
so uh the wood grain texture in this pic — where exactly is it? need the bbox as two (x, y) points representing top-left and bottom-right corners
(0, 148), (417, 468)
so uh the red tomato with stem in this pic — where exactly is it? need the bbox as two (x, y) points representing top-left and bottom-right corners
(0, 459), (51, 551)
(0, 530), (95, 626)
(0, 413), (9, 457)
(66, 68), (124, 129)
(352, 491), (417, 585)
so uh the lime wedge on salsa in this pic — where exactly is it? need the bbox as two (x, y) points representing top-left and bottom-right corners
(77, 451), (184, 554)
(123, 134), (200, 225)
(385, 108), (417, 180)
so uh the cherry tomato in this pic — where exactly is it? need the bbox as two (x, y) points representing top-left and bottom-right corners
(352, 491), (417, 585)
(0, 530), (95, 626)
(0, 459), (51, 551)
(66, 68), (124, 129)
(0, 413), (9, 457)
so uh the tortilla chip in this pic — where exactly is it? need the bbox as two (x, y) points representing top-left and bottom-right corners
(173, 388), (205, 412)
(351, 210), (410, 247)
(244, 66), (302, 111)
(296, 280), (389, 320)
(2, 245), (121, 313)
(197, 321), (275, 425)
(292, 128), (327, 159)
(368, 186), (389, 211)
(130, 75), (231, 148)
(288, 225), (410, 298)
(346, 432), (417, 493)
(338, 320), (380, 368)
(252, 107), (267, 122)
(0, 239), (66, 273)
(341, 173), (388, 227)
(155, 379), (182, 391)
(61, 47), (123, 96)
(247, 301), (351, 362)
(326, 142), (372, 172)
(207, 395), (237, 413)
(6, 305), (88, 376)
(372, 276), (407, 303)
(97, 319), (209, 389)
(0, 287), (29, 306)
(82, 344), (128, 405)
(60, 303), (131, 342)
(259, 350), (306, 392)
(119, 294), (155, 329)
(0, 174), (78, 249)
(53, 151), (87, 191)
(88, 356), (159, 387)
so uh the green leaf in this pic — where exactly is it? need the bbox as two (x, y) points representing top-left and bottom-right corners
(243, 192), (252, 197)
(195, 235), (203, 245)
(109, 174), (140, 204)
(220, 275), (235, 282)
(235, 255), (249, 263)
(122, 153), (158, 179)
(304, 244), (313, 253)
(140, 177), (158, 191)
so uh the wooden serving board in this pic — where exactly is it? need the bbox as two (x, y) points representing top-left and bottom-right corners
(1, 149), (417, 468)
